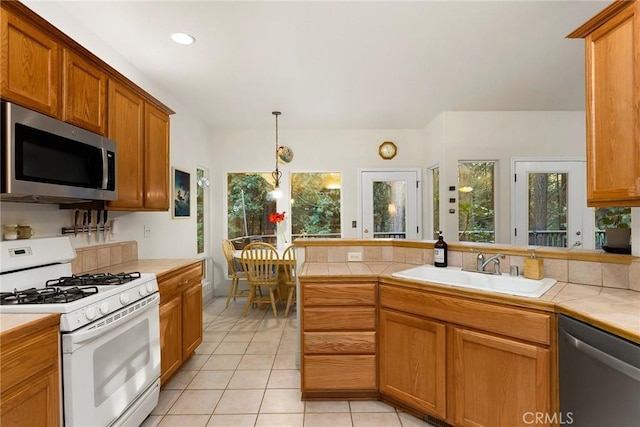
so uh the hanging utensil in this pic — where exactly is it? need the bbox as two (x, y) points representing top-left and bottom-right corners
(95, 210), (101, 243)
(103, 210), (108, 242)
(74, 210), (79, 237)
(82, 211), (88, 236)
(87, 210), (92, 242)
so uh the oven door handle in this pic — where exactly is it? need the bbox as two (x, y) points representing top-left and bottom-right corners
(560, 329), (640, 382)
(64, 295), (159, 352)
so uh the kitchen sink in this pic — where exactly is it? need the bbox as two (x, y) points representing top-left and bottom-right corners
(392, 265), (557, 298)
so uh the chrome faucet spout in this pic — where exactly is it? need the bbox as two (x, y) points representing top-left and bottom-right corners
(479, 254), (505, 274)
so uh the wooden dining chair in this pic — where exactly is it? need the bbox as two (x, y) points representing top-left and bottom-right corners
(281, 245), (297, 317)
(240, 242), (280, 317)
(222, 239), (248, 308)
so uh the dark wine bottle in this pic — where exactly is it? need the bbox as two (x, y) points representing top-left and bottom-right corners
(434, 231), (448, 267)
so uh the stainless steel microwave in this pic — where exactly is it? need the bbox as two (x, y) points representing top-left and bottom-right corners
(1, 102), (117, 203)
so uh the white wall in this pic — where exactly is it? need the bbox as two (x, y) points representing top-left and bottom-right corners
(426, 111), (586, 243)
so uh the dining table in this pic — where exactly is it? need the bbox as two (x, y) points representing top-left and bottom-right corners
(233, 248), (295, 304)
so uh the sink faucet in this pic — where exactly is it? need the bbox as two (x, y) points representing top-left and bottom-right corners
(472, 250), (505, 274)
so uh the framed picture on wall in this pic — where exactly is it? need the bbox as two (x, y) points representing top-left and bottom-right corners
(172, 167), (191, 218)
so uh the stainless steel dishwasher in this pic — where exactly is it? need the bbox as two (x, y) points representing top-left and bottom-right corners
(559, 315), (640, 427)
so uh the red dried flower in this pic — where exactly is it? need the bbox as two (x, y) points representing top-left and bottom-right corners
(269, 211), (286, 224)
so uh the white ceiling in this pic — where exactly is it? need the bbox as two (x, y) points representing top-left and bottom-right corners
(27, 1), (607, 130)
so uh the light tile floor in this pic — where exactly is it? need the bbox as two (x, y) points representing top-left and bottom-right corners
(141, 297), (437, 427)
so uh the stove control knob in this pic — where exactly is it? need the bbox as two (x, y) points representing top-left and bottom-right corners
(120, 293), (130, 305)
(99, 302), (109, 314)
(139, 286), (147, 297)
(146, 282), (155, 293)
(85, 306), (97, 320)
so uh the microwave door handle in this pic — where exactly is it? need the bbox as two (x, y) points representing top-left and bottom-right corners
(560, 329), (640, 382)
(102, 147), (109, 190)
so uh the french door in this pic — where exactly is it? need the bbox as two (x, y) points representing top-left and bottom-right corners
(361, 169), (421, 239)
(512, 160), (592, 248)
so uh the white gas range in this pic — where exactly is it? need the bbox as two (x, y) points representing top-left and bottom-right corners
(0, 236), (160, 427)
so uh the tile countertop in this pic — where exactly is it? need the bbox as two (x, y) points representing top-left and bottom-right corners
(299, 262), (640, 344)
(86, 258), (203, 276)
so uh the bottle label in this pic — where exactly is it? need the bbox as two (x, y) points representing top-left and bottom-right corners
(434, 248), (445, 263)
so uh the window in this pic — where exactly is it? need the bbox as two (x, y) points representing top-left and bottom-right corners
(227, 173), (276, 246)
(431, 167), (440, 239)
(196, 167), (209, 254)
(291, 172), (341, 238)
(595, 207), (631, 249)
(458, 161), (495, 242)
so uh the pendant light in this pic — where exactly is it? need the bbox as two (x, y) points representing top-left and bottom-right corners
(270, 111), (283, 199)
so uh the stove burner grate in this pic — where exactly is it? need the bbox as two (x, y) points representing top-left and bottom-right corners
(0, 286), (99, 305)
(46, 272), (141, 288)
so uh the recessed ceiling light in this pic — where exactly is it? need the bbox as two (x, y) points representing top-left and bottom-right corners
(171, 32), (195, 45)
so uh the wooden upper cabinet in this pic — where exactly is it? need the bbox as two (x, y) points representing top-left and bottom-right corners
(144, 103), (170, 210)
(108, 79), (144, 210)
(568, 0), (640, 206)
(62, 49), (106, 135)
(0, 8), (59, 117)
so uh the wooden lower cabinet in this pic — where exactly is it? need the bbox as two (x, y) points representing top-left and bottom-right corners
(159, 295), (182, 385)
(378, 282), (554, 426)
(379, 309), (446, 419)
(0, 314), (61, 426)
(158, 261), (203, 386)
(300, 280), (377, 396)
(450, 327), (551, 427)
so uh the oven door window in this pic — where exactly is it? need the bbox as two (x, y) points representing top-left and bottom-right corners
(16, 123), (103, 188)
(62, 301), (160, 427)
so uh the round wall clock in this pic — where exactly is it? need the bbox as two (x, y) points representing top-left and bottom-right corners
(278, 146), (294, 163)
(378, 141), (397, 160)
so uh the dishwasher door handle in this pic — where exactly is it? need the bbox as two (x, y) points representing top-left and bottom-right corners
(560, 329), (640, 382)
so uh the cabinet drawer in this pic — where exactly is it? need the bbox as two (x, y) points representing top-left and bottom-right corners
(302, 283), (376, 306)
(304, 307), (376, 331)
(380, 284), (551, 345)
(304, 331), (376, 354)
(303, 355), (376, 391)
(158, 261), (203, 301)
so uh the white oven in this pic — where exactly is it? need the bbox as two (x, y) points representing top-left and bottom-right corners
(62, 293), (160, 427)
(0, 237), (161, 427)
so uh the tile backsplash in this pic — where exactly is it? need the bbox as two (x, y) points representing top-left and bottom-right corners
(304, 245), (640, 292)
(72, 241), (138, 274)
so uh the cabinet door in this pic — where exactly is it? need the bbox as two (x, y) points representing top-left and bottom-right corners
(451, 327), (550, 427)
(379, 309), (446, 418)
(144, 103), (170, 210)
(0, 9), (59, 117)
(584, 3), (639, 206)
(0, 370), (59, 426)
(107, 80), (144, 210)
(62, 49), (106, 134)
(182, 281), (203, 358)
(160, 295), (182, 386)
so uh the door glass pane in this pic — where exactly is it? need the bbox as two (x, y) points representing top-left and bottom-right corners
(291, 172), (341, 239)
(595, 207), (631, 249)
(432, 167), (440, 239)
(227, 173), (276, 248)
(458, 162), (495, 242)
(373, 180), (406, 238)
(528, 172), (567, 247)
